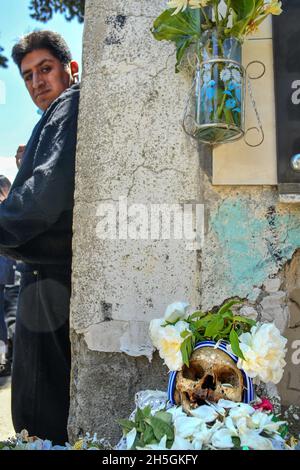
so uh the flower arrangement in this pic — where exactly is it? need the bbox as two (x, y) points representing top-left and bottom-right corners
(0, 429), (110, 451)
(152, 1), (283, 72)
(151, 1), (283, 144)
(119, 392), (295, 450)
(149, 301), (287, 385)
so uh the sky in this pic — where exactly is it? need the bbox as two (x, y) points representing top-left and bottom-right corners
(0, 0), (84, 182)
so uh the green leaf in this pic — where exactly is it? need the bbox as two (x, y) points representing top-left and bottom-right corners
(232, 436), (241, 449)
(222, 310), (234, 320)
(142, 405), (152, 418)
(230, 0), (256, 37)
(188, 310), (206, 320)
(221, 323), (233, 337)
(204, 315), (224, 338)
(155, 411), (173, 426)
(231, 0), (256, 20)
(229, 329), (245, 360)
(149, 416), (174, 443)
(151, 8), (202, 71)
(175, 37), (194, 72)
(233, 315), (256, 327)
(180, 334), (195, 367)
(135, 408), (147, 433)
(217, 300), (241, 315)
(180, 330), (191, 339)
(143, 425), (156, 446)
(118, 419), (136, 434)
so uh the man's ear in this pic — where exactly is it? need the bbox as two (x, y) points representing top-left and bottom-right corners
(70, 60), (79, 83)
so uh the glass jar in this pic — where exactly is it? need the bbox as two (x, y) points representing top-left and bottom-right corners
(195, 30), (245, 144)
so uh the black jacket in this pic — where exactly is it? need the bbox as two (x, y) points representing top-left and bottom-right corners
(0, 84), (80, 265)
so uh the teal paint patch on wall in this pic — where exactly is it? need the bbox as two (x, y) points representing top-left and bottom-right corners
(210, 199), (300, 296)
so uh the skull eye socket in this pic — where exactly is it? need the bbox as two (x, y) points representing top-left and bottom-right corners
(217, 366), (240, 386)
(182, 363), (205, 381)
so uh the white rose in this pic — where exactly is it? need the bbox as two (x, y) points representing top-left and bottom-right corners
(149, 319), (191, 371)
(236, 323), (287, 384)
(164, 301), (189, 322)
(149, 318), (165, 349)
(158, 321), (192, 371)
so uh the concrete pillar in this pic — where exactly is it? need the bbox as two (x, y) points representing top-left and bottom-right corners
(69, 0), (202, 443)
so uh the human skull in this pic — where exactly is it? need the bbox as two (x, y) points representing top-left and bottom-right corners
(174, 347), (244, 413)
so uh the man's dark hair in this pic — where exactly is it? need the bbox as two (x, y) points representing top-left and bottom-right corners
(0, 175), (11, 198)
(12, 30), (72, 70)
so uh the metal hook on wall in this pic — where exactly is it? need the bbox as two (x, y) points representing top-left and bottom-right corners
(244, 60), (266, 147)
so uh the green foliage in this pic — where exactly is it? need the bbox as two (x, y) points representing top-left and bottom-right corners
(151, 1), (283, 71)
(151, 8), (202, 73)
(0, 46), (8, 68)
(29, 0), (85, 23)
(119, 406), (174, 450)
(180, 331), (195, 367)
(183, 299), (255, 364)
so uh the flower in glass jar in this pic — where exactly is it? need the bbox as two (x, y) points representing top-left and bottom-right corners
(203, 70), (211, 84)
(206, 80), (216, 100)
(225, 98), (236, 110)
(264, 1), (283, 16)
(220, 68), (231, 82)
(231, 68), (241, 84)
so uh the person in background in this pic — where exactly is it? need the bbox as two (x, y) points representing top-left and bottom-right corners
(0, 176), (17, 377)
(0, 30), (80, 444)
(15, 145), (26, 169)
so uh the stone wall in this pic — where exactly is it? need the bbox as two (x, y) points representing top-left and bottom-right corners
(69, 0), (202, 443)
(70, 0), (300, 443)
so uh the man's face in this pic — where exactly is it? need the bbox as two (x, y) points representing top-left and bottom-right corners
(0, 186), (10, 203)
(21, 48), (72, 111)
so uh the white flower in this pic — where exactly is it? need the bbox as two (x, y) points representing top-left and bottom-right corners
(149, 318), (165, 349)
(149, 320), (191, 371)
(239, 430), (274, 450)
(264, 1), (282, 16)
(231, 68), (241, 83)
(167, 0), (189, 15)
(211, 428), (234, 449)
(171, 435), (194, 450)
(137, 435), (168, 450)
(236, 323), (287, 384)
(167, 405), (187, 421)
(189, 0), (210, 9)
(249, 411), (286, 434)
(224, 416), (239, 437)
(217, 399), (239, 409)
(228, 403), (255, 421)
(192, 421), (222, 449)
(164, 301), (189, 322)
(190, 405), (219, 423)
(220, 68), (231, 82)
(167, 0), (210, 15)
(126, 428), (137, 450)
(174, 416), (203, 439)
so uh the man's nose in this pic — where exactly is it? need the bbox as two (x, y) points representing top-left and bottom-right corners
(32, 72), (44, 89)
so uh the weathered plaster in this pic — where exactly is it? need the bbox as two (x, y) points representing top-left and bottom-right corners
(201, 189), (300, 309)
(70, 0), (300, 441)
(70, 0), (202, 441)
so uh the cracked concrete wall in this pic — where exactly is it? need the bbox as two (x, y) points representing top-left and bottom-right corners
(69, 0), (202, 443)
(70, 0), (300, 442)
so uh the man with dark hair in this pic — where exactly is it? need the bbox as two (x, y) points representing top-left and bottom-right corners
(0, 30), (80, 444)
(0, 175), (11, 201)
